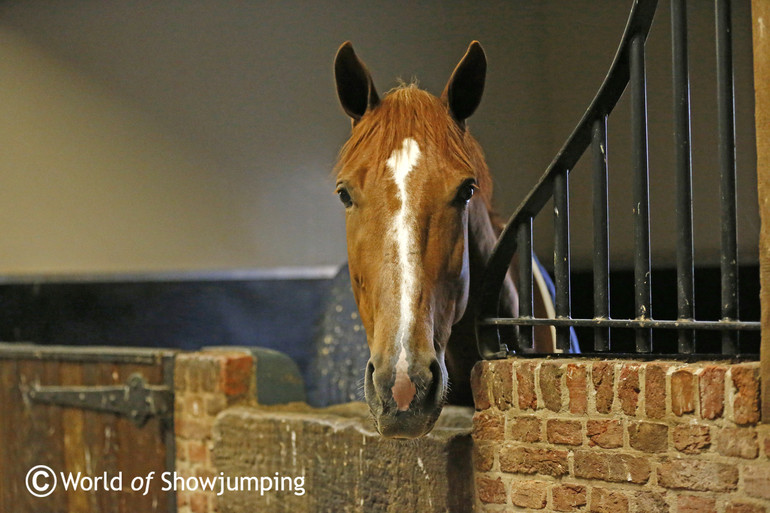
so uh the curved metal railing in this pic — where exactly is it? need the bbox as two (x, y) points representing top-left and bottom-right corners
(475, 0), (760, 359)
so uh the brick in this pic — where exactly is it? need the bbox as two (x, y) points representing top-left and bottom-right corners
(540, 362), (563, 412)
(174, 363), (188, 391)
(678, 495), (716, 513)
(645, 363), (669, 419)
(566, 363), (588, 414)
(175, 396), (185, 415)
(671, 368), (696, 416)
(509, 415), (542, 442)
(672, 424), (710, 454)
(517, 362), (537, 410)
(205, 394), (227, 416)
(628, 421), (668, 453)
(632, 490), (669, 513)
(187, 440), (208, 463)
(552, 484), (587, 512)
(190, 492), (209, 513)
(726, 503), (767, 513)
(732, 365), (760, 425)
(177, 490), (191, 508)
(476, 476), (507, 504)
(470, 361), (491, 411)
(200, 358), (220, 393)
(573, 450), (650, 484)
(176, 442), (188, 462)
(183, 358), (202, 392)
(657, 458), (738, 492)
(220, 354), (253, 397)
(699, 366), (726, 420)
(181, 357), (202, 393)
(716, 427), (758, 459)
(175, 418), (214, 440)
(490, 361), (514, 410)
(195, 467), (217, 480)
(590, 487), (628, 513)
(617, 364), (640, 415)
(185, 395), (204, 418)
(499, 446), (569, 477)
(587, 420), (623, 449)
(510, 480), (548, 509)
(744, 465), (770, 500)
(472, 410), (505, 441)
(473, 441), (496, 472)
(592, 362), (615, 413)
(547, 419), (583, 446)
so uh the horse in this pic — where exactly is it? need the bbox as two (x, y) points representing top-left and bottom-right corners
(332, 41), (556, 439)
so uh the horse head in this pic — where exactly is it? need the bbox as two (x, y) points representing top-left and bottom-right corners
(333, 41), (489, 438)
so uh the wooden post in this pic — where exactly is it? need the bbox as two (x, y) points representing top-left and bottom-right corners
(753, 0), (770, 421)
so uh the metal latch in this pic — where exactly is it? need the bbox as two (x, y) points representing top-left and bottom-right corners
(25, 373), (173, 427)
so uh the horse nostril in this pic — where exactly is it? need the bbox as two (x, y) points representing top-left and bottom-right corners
(425, 359), (443, 406)
(364, 360), (379, 408)
(365, 360), (376, 392)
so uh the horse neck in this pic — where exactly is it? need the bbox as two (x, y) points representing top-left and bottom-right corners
(443, 197), (517, 406)
(467, 197), (518, 317)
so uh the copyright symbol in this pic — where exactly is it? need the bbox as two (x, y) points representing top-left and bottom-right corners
(25, 465), (57, 497)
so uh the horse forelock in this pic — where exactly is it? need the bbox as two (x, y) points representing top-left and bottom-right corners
(334, 85), (494, 210)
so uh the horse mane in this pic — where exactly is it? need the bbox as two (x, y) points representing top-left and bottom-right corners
(335, 84), (496, 217)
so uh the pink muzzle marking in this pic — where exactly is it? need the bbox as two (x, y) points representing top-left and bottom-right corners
(392, 371), (417, 411)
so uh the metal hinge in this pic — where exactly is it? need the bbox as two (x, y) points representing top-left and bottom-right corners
(25, 373), (173, 427)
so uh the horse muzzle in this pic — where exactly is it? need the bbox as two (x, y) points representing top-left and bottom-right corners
(364, 356), (445, 439)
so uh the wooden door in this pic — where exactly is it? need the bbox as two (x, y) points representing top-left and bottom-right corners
(0, 343), (176, 513)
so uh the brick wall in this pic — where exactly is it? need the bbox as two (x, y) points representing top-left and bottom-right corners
(173, 349), (474, 513)
(471, 358), (769, 512)
(174, 349), (256, 513)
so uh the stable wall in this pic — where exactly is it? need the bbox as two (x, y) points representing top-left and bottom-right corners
(471, 358), (768, 512)
(0, 1), (758, 275)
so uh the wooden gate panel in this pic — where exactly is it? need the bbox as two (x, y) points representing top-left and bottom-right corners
(0, 344), (175, 513)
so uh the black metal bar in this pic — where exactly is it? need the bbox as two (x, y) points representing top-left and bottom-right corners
(671, 0), (696, 353)
(716, 0), (739, 354)
(554, 169), (572, 351)
(475, 0), (659, 361)
(591, 116), (610, 351)
(479, 317), (761, 332)
(517, 219), (534, 350)
(480, 351), (759, 362)
(630, 33), (652, 353)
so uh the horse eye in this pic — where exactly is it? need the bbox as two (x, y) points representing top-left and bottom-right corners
(337, 187), (353, 208)
(455, 179), (477, 206)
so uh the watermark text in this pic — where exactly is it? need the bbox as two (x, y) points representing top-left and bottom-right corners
(25, 466), (305, 498)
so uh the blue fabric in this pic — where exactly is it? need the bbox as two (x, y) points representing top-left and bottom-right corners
(533, 254), (581, 353)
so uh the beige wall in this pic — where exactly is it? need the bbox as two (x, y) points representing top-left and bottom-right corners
(0, 1), (758, 275)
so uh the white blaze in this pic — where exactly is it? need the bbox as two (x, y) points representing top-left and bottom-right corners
(386, 137), (421, 376)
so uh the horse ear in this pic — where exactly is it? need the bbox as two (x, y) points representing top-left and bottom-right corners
(442, 41), (487, 126)
(334, 42), (380, 121)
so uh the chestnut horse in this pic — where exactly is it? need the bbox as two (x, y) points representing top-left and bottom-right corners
(333, 41), (555, 439)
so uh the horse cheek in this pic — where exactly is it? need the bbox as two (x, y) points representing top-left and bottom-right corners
(434, 213), (470, 327)
(345, 225), (377, 344)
